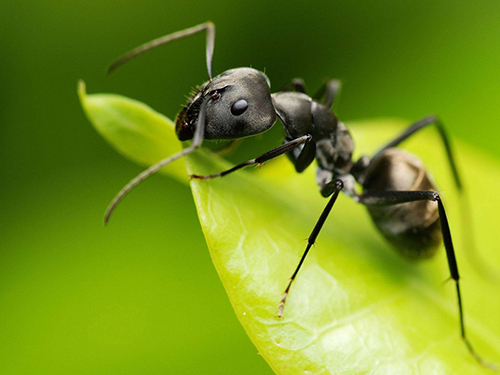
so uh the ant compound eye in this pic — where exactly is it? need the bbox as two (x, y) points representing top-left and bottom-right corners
(231, 99), (248, 116)
(211, 90), (221, 100)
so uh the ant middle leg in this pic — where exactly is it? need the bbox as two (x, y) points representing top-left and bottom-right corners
(190, 134), (312, 180)
(278, 179), (344, 317)
(359, 189), (497, 369)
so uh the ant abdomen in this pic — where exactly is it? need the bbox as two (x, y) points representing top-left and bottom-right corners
(362, 148), (442, 259)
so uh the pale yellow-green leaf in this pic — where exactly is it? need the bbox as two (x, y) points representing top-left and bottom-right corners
(79, 82), (500, 374)
(78, 80), (187, 183)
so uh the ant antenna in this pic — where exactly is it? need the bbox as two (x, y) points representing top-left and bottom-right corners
(104, 97), (210, 225)
(107, 21), (215, 80)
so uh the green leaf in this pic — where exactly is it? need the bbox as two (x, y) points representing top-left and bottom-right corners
(78, 80), (187, 183)
(79, 82), (500, 374)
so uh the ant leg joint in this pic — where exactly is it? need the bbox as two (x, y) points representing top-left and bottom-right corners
(431, 191), (441, 202)
(321, 178), (344, 197)
(334, 179), (344, 190)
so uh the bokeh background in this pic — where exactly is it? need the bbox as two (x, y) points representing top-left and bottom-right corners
(1, 1), (500, 374)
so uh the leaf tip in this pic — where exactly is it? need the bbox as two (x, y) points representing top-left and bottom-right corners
(77, 80), (87, 104)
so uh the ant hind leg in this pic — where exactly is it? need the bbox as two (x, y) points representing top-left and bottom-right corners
(359, 189), (497, 370)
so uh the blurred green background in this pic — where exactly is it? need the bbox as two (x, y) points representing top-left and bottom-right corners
(1, 0), (500, 374)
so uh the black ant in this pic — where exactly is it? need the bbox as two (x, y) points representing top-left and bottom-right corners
(104, 21), (496, 369)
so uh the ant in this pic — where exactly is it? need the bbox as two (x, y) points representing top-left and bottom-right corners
(104, 21), (495, 369)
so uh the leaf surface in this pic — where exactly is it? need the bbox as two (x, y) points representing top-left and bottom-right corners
(79, 82), (500, 374)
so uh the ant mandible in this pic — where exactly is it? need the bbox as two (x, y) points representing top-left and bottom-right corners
(104, 21), (495, 369)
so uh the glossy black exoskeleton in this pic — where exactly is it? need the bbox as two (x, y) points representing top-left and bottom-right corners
(104, 22), (495, 369)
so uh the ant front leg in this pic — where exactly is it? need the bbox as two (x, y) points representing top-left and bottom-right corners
(359, 190), (497, 370)
(282, 78), (307, 93)
(190, 134), (311, 180)
(282, 78), (342, 109)
(278, 179), (344, 317)
(313, 79), (342, 109)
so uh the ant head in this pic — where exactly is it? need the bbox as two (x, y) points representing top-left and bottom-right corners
(175, 68), (276, 140)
